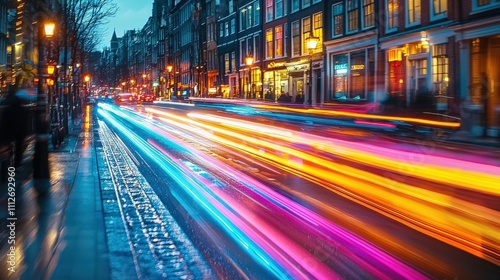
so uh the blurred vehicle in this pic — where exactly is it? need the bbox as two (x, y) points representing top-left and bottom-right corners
(138, 93), (155, 103)
(115, 93), (135, 105)
(87, 95), (96, 104)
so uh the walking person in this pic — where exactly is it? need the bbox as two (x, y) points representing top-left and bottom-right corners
(0, 79), (29, 167)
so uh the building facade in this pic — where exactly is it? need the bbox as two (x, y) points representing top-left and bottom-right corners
(100, 0), (500, 136)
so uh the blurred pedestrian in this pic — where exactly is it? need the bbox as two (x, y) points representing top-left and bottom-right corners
(0, 78), (29, 167)
(480, 72), (488, 137)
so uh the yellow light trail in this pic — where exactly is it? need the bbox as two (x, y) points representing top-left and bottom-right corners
(145, 107), (500, 265)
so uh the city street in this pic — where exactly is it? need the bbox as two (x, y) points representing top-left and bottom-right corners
(91, 100), (500, 279)
(1, 100), (499, 279)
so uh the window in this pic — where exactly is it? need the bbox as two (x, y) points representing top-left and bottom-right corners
(407, 0), (421, 25)
(241, 10), (247, 30)
(241, 40), (247, 64)
(255, 35), (261, 61)
(292, 21), (301, 56)
(231, 19), (235, 34)
(247, 37), (253, 54)
(275, 25), (283, 57)
(302, 17), (311, 55)
(363, 0), (375, 28)
(254, 2), (261, 26)
(220, 23), (224, 37)
(432, 0), (447, 18)
(432, 44), (448, 93)
(266, 0), (274, 22)
(225, 53), (230, 73)
(347, 0), (359, 32)
(231, 51), (236, 72)
(292, 0), (300, 12)
(387, 0), (399, 31)
(276, 0), (284, 18)
(266, 29), (274, 58)
(472, 0), (500, 12)
(303, 0), (311, 9)
(229, 0), (234, 13)
(332, 3), (344, 37)
(313, 13), (323, 52)
(248, 6), (253, 27)
(225, 22), (229, 36)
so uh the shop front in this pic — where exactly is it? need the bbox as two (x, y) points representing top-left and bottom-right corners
(263, 61), (288, 101)
(328, 48), (375, 102)
(448, 17), (500, 136)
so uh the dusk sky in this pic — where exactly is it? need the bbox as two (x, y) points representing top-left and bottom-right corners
(100, 0), (153, 49)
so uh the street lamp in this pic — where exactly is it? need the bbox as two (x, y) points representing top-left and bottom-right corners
(33, 20), (55, 194)
(306, 35), (319, 105)
(84, 75), (90, 90)
(166, 64), (173, 99)
(245, 54), (254, 99)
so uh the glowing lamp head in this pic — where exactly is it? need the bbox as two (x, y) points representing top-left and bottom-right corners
(44, 22), (55, 38)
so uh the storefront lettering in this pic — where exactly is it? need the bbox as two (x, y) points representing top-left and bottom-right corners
(351, 64), (365, 70)
(335, 63), (348, 75)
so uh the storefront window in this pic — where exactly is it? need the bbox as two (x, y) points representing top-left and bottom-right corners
(350, 51), (366, 99)
(333, 54), (348, 99)
(432, 44), (448, 95)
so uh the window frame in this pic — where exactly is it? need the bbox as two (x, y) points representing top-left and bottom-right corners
(266, 0), (274, 22)
(386, 0), (399, 33)
(430, 0), (447, 21)
(266, 28), (274, 59)
(362, 0), (375, 29)
(332, 3), (344, 38)
(346, 0), (359, 34)
(406, 0), (421, 27)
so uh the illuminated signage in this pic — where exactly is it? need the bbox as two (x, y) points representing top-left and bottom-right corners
(351, 64), (365, 70)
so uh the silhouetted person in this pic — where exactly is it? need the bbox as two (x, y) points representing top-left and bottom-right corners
(0, 83), (29, 167)
(295, 93), (304, 103)
(480, 72), (488, 137)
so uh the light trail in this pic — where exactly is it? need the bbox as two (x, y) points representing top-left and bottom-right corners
(144, 107), (500, 266)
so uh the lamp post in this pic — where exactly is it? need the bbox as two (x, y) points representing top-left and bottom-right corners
(33, 19), (55, 194)
(306, 35), (319, 105)
(166, 64), (173, 99)
(245, 54), (254, 99)
(84, 75), (90, 91)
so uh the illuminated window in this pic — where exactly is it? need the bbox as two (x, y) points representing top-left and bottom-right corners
(275, 25), (283, 57)
(432, 44), (448, 93)
(313, 13), (323, 52)
(302, 17), (311, 55)
(407, 0), (421, 25)
(292, 21), (301, 56)
(387, 0), (399, 31)
(225, 53), (230, 73)
(266, 29), (274, 58)
(347, 0), (359, 32)
(363, 0), (375, 28)
(432, 0), (447, 17)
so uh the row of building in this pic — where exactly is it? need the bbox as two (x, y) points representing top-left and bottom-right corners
(101, 0), (500, 136)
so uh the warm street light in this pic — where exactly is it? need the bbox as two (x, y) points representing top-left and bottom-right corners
(306, 35), (319, 105)
(44, 22), (55, 38)
(245, 54), (254, 99)
(166, 64), (173, 99)
(47, 65), (55, 75)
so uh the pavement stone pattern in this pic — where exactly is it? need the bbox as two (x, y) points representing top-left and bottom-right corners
(96, 119), (215, 279)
